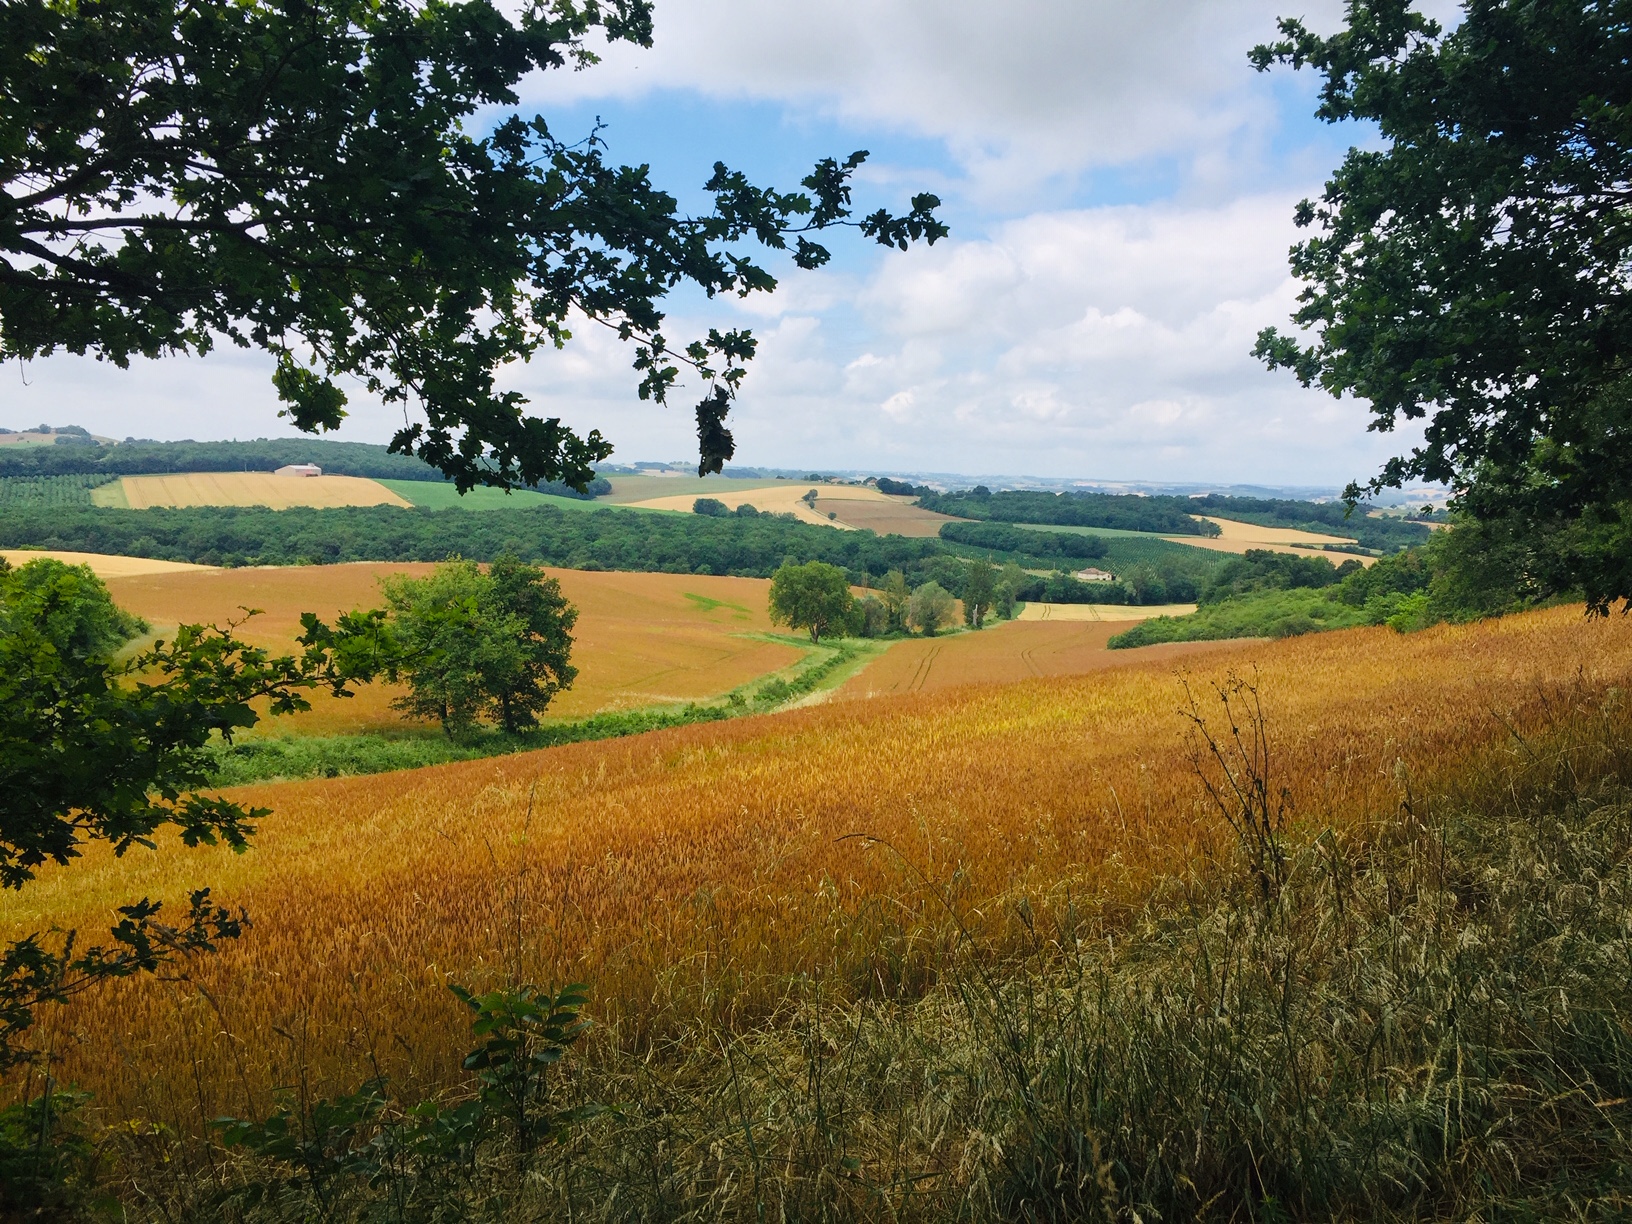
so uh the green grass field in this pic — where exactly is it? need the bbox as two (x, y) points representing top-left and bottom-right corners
(376, 480), (616, 511)
(598, 473), (788, 504)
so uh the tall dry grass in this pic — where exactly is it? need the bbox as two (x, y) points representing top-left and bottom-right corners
(7, 605), (1632, 1153)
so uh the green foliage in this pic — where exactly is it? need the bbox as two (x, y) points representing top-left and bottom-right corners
(381, 557), (577, 736)
(1109, 543), (1461, 648)
(453, 982), (598, 1153)
(874, 477), (926, 496)
(0, 1083), (100, 1218)
(0, 474), (118, 507)
(1, 556), (148, 655)
(206, 980), (599, 1215)
(907, 581), (955, 636)
(920, 488), (1217, 535)
(0, 557), (393, 1072)
(880, 569), (911, 633)
(692, 496), (729, 516)
(1109, 587), (1373, 648)
(4, 0), (942, 488)
(0, 502), (948, 579)
(1252, 1), (1632, 607)
(1199, 549), (1361, 605)
(854, 594), (890, 638)
(962, 557), (996, 628)
(940, 519), (1110, 558)
(768, 560), (855, 644)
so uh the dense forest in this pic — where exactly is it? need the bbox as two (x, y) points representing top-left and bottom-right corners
(939, 520), (1110, 559)
(918, 488), (1434, 555)
(0, 437), (609, 497)
(918, 488), (1218, 535)
(0, 503), (945, 580)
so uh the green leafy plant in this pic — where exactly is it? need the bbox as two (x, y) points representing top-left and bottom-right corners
(450, 982), (600, 1154)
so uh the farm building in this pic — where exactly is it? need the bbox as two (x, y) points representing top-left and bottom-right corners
(274, 463), (322, 477)
(1074, 567), (1115, 582)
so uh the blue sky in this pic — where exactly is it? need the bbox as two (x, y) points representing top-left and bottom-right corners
(11, 0), (1441, 490)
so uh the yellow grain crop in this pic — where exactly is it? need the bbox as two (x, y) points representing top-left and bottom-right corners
(102, 564), (805, 733)
(837, 619), (1243, 698)
(8, 606), (1631, 1124)
(117, 472), (413, 510)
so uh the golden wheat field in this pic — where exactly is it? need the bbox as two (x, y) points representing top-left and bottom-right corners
(1167, 515), (1377, 565)
(103, 564), (805, 733)
(0, 548), (214, 578)
(836, 619), (1243, 698)
(115, 471), (413, 510)
(8, 605), (1632, 1127)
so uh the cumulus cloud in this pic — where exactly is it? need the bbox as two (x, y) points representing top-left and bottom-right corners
(528, 0), (1347, 194)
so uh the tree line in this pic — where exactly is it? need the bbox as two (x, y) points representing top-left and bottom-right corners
(0, 437), (609, 496)
(918, 487), (1219, 536)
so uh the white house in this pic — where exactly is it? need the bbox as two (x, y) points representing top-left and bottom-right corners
(274, 463), (322, 477)
(1074, 567), (1115, 582)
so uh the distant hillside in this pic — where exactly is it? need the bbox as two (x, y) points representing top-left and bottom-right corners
(0, 436), (608, 497)
(0, 424), (114, 446)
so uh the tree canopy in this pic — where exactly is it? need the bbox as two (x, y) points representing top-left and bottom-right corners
(381, 556), (577, 735)
(0, 556), (392, 1069)
(768, 560), (855, 644)
(1, 0), (945, 490)
(1251, 0), (1632, 610)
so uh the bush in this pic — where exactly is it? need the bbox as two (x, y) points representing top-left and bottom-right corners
(693, 497), (729, 516)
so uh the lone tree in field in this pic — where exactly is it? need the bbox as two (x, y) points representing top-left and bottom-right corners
(0, 557), (392, 1072)
(768, 561), (855, 645)
(1, 0), (944, 490)
(1252, 0), (1632, 611)
(381, 557), (577, 735)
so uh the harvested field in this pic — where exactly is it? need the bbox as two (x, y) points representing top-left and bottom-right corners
(116, 471), (413, 510)
(813, 492), (962, 537)
(1016, 600), (1198, 621)
(835, 619), (1243, 698)
(1167, 514), (1376, 565)
(627, 481), (959, 534)
(101, 564), (804, 734)
(10, 604), (1631, 1120)
(0, 548), (214, 578)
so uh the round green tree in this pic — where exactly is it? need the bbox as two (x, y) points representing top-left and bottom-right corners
(768, 561), (855, 645)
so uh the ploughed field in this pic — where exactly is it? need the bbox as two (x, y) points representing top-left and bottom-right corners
(8, 604), (1629, 1125)
(103, 563), (805, 732)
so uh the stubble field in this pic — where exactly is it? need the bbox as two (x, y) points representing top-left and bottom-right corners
(9, 604), (1629, 1127)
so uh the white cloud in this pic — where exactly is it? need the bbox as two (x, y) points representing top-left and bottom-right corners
(528, 0), (1348, 196)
